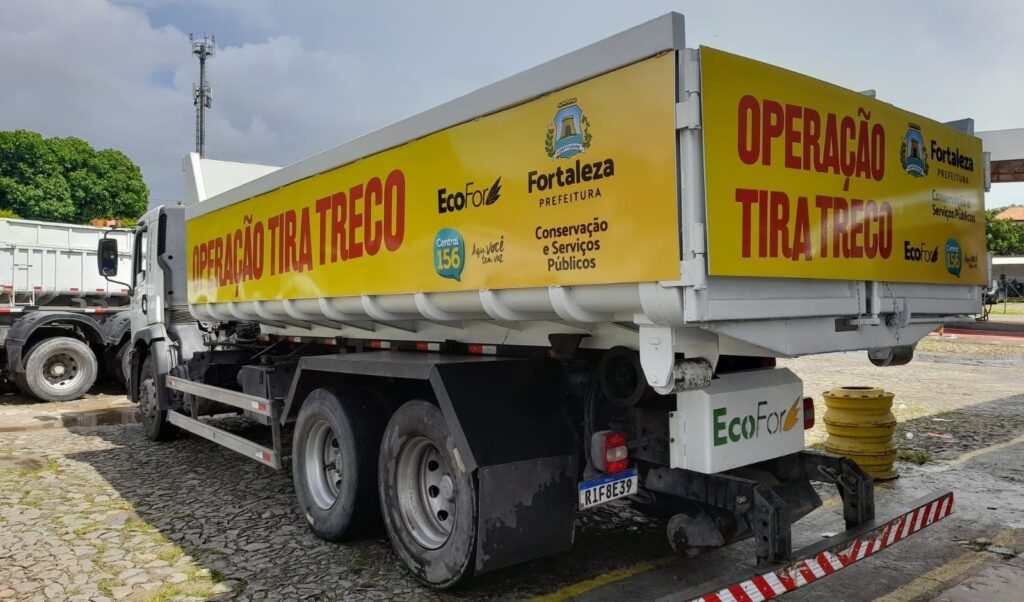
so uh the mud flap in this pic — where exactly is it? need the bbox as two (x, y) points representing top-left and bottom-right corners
(430, 360), (579, 575)
(476, 455), (577, 574)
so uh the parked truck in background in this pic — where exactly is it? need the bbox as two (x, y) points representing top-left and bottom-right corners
(0, 217), (134, 402)
(100, 14), (983, 593)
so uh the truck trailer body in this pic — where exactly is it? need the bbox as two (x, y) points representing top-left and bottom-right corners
(104, 14), (979, 592)
(0, 217), (134, 402)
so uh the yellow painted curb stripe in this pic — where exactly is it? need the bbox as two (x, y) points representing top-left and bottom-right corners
(947, 432), (1024, 467)
(874, 528), (1024, 602)
(530, 558), (673, 602)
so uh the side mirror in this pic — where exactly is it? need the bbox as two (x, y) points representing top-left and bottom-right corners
(98, 238), (119, 277)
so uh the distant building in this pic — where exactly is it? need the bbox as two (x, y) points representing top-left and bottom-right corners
(995, 206), (1024, 224)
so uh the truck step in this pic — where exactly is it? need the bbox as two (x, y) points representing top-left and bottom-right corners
(166, 375), (273, 417)
(166, 410), (281, 469)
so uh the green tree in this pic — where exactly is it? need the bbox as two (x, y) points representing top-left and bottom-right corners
(986, 208), (1024, 256)
(0, 130), (148, 223)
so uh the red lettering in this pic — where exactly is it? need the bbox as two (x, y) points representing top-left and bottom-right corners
(364, 177), (383, 256)
(815, 195), (832, 258)
(793, 196), (811, 260)
(802, 108), (820, 171)
(348, 184), (364, 259)
(864, 201), (878, 258)
(848, 198), (864, 258)
(315, 196), (331, 265)
(736, 188), (758, 258)
(268, 215), (280, 275)
(832, 197), (849, 258)
(770, 190), (791, 258)
(331, 192), (348, 262)
(384, 170), (405, 251)
(737, 95), (760, 164)
(762, 100), (784, 165)
(296, 207), (313, 273)
(784, 104), (802, 170)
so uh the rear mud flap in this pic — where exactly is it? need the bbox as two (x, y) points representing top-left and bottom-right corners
(476, 455), (578, 574)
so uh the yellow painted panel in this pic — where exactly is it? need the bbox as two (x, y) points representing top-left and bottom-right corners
(701, 47), (986, 285)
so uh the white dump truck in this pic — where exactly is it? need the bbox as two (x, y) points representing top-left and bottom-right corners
(99, 14), (981, 594)
(0, 217), (134, 401)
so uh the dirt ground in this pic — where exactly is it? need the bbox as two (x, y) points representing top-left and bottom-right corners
(0, 333), (1021, 601)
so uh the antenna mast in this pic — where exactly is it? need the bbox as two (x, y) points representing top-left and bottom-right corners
(190, 33), (215, 157)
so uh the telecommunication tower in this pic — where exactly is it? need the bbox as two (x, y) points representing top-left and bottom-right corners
(190, 33), (215, 157)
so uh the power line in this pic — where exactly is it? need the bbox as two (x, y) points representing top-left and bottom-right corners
(190, 33), (215, 157)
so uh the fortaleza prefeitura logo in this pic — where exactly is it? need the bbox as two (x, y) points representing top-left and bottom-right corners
(545, 98), (591, 159)
(900, 123), (928, 178)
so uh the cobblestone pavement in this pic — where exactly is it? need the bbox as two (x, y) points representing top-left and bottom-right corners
(0, 422), (666, 601)
(0, 336), (1021, 601)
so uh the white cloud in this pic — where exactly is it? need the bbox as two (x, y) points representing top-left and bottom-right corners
(2, 0), (1022, 210)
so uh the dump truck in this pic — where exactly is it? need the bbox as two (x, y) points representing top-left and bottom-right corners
(98, 14), (984, 593)
(0, 217), (134, 401)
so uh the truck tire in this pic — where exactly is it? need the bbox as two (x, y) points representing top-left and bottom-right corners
(18, 336), (98, 402)
(138, 356), (177, 441)
(378, 400), (477, 589)
(292, 387), (387, 542)
(105, 341), (130, 388)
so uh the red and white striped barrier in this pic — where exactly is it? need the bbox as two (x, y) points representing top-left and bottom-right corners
(691, 491), (954, 602)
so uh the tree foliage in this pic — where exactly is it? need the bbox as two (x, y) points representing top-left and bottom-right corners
(986, 208), (1024, 256)
(0, 130), (148, 223)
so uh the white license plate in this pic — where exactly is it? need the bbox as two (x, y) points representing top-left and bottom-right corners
(578, 468), (638, 509)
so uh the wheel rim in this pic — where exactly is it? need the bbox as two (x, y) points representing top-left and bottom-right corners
(305, 419), (343, 510)
(395, 435), (456, 550)
(41, 350), (84, 392)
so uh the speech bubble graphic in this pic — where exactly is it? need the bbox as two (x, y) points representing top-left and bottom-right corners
(945, 238), (961, 277)
(434, 228), (465, 282)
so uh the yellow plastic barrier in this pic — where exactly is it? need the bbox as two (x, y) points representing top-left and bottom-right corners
(822, 386), (898, 480)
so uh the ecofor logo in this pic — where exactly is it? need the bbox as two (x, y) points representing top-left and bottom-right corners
(713, 399), (800, 446)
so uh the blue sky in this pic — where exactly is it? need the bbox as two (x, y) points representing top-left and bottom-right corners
(2, 0), (1021, 207)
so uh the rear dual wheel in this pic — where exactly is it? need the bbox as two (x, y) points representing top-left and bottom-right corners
(292, 388), (387, 541)
(293, 393), (477, 589)
(379, 401), (477, 589)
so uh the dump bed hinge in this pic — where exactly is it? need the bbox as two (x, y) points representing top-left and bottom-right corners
(676, 96), (702, 130)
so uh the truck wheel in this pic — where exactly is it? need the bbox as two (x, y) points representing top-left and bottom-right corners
(292, 387), (387, 542)
(379, 400), (477, 589)
(138, 356), (177, 441)
(105, 341), (129, 388)
(19, 336), (98, 402)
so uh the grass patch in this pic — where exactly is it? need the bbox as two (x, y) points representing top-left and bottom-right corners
(125, 517), (157, 534)
(1, 456), (61, 479)
(209, 569), (228, 583)
(896, 449), (932, 465)
(157, 546), (184, 564)
(72, 520), (104, 537)
(142, 584), (184, 602)
(19, 496), (43, 508)
(97, 579), (119, 597)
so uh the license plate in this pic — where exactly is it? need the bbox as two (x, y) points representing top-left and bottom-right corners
(578, 468), (638, 510)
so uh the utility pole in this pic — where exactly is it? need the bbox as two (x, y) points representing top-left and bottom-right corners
(190, 33), (215, 157)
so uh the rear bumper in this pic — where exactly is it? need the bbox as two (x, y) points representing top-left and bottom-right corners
(688, 490), (954, 601)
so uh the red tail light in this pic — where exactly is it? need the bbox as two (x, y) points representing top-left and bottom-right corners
(591, 430), (629, 474)
(803, 396), (815, 430)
